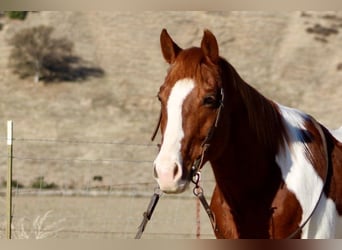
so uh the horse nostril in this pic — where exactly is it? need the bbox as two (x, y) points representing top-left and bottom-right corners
(173, 164), (179, 178)
(153, 166), (158, 178)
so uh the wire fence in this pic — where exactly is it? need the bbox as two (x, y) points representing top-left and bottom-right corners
(0, 129), (216, 239)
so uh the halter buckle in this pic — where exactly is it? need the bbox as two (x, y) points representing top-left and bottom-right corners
(192, 171), (201, 186)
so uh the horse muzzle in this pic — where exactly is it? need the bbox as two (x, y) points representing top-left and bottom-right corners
(153, 161), (190, 194)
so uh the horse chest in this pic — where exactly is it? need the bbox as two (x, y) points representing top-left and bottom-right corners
(210, 182), (303, 239)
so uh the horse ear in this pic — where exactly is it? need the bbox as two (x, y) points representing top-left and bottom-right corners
(201, 29), (219, 63)
(160, 29), (182, 64)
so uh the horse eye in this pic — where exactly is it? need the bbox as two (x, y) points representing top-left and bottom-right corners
(203, 95), (217, 107)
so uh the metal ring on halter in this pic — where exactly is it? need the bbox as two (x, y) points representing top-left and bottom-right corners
(193, 186), (204, 197)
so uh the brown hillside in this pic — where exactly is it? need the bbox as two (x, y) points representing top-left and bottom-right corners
(0, 11), (341, 189)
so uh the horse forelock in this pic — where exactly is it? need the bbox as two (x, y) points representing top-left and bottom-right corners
(163, 47), (222, 90)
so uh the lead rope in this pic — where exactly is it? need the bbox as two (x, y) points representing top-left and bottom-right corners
(135, 187), (163, 239)
(192, 172), (218, 235)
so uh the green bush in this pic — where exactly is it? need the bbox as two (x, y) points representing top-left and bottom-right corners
(31, 176), (58, 189)
(7, 11), (28, 20)
(93, 175), (103, 182)
(1, 179), (24, 188)
(8, 24), (104, 83)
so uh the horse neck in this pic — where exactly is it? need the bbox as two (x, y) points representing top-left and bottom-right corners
(210, 63), (286, 199)
(230, 67), (286, 153)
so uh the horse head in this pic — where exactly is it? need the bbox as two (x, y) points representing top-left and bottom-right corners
(153, 29), (226, 193)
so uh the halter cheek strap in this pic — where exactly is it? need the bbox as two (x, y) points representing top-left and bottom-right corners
(191, 87), (225, 175)
(151, 110), (162, 142)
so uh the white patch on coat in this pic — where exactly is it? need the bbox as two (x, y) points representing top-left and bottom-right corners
(276, 104), (337, 238)
(153, 78), (195, 192)
(330, 126), (342, 142)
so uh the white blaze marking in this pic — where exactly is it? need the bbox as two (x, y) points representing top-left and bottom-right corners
(276, 104), (337, 238)
(154, 78), (195, 176)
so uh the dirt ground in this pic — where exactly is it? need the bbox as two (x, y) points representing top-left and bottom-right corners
(4, 194), (342, 239)
(0, 11), (342, 239)
(8, 195), (216, 239)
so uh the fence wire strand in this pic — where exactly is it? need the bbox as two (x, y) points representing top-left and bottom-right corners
(11, 155), (152, 164)
(0, 135), (215, 239)
(0, 137), (158, 147)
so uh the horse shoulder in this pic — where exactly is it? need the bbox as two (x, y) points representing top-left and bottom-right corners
(210, 185), (239, 238)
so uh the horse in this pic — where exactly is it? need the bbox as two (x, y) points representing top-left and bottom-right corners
(152, 28), (342, 239)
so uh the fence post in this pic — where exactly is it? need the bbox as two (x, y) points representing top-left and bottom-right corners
(6, 120), (13, 239)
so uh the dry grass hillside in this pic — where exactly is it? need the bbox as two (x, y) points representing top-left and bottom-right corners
(0, 11), (341, 189)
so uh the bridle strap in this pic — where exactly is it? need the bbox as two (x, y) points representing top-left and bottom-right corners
(192, 87), (224, 174)
(151, 110), (162, 142)
(192, 175), (219, 235)
(135, 187), (162, 239)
